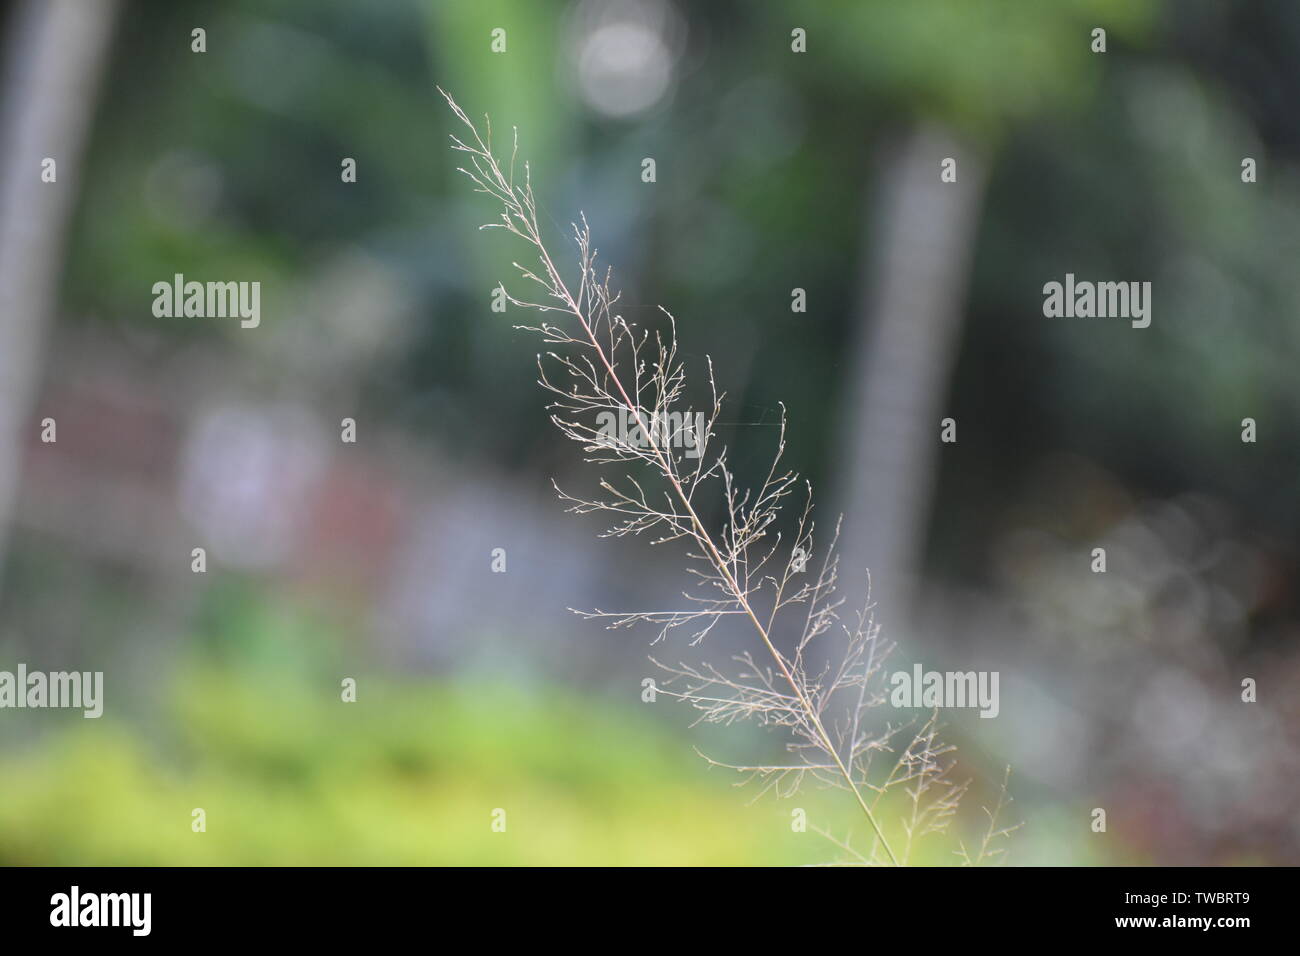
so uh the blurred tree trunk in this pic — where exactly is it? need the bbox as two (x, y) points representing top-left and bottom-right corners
(836, 124), (987, 635)
(0, 0), (118, 581)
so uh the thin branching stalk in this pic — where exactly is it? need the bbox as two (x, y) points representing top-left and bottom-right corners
(957, 765), (1021, 866)
(441, 89), (1011, 865)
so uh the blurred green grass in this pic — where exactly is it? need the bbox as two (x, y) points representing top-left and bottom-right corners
(0, 665), (918, 866)
(0, 581), (1030, 866)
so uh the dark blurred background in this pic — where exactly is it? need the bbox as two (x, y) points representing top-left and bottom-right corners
(0, 0), (1296, 864)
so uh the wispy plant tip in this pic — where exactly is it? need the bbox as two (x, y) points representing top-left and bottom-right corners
(443, 91), (1015, 866)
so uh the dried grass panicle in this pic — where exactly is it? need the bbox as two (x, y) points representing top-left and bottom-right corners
(441, 89), (1017, 865)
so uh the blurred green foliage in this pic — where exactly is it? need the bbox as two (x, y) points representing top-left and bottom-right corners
(0, 665), (934, 866)
(58, 0), (1300, 557)
(0, 580), (1048, 866)
(782, 0), (1156, 141)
